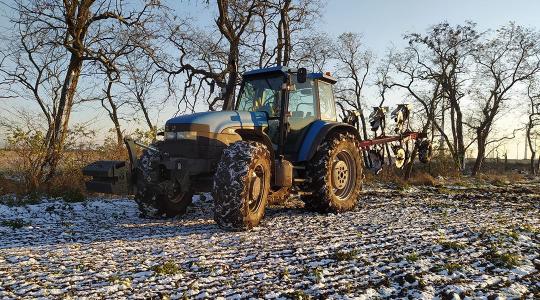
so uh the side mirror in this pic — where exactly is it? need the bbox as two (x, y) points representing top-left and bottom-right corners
(297, 67), (307, 83)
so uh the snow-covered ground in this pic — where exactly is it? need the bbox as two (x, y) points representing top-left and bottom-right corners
(0, 182), (539, 299)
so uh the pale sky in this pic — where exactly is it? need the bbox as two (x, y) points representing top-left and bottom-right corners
(1, 0), (540, 158)
(324, 0), (540, 51)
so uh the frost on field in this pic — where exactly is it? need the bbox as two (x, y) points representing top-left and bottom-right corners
(0, 183), (539, 299)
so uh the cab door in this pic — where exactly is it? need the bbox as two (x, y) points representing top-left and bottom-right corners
(283, 79), (318, 156)
(317, 80), (338, 121)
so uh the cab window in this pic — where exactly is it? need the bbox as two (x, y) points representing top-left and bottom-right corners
(318, 81), (337, 121)
(237, 76), (282, 117)
(288, 80), (316, 120)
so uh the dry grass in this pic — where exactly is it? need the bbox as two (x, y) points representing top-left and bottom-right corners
(365, 167), (441, 188)
(476, 172), (526, 186)
(363, 152), (531, 188)
(413, 154), (462, 178)
(0, 144), (129, 200)
(0, 177), (24, 195)
(408, 172), (440, 186)
(1, 145), (531, 200)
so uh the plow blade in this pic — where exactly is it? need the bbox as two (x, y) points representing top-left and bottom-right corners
(82, 160), (131, 194)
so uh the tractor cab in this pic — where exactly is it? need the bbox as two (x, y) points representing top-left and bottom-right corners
(237, 66), (338, 159)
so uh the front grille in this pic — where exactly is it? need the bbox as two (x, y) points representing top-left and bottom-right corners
(158, 137), (226, 159)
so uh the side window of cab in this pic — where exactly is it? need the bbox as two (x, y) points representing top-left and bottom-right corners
(318, 81), (337, 121)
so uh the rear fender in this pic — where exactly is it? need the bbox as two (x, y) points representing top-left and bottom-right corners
(297, 121), (360, 162)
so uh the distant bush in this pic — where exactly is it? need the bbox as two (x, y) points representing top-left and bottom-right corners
(49, 186), (86, 203)
(477, 172), (525, 186)
(151, 261), (182, 275)
(334, 248), (360, 261)
(484, 250), (521, 268)
(0, 124), (135, 202)
(1, 218), (31, 229)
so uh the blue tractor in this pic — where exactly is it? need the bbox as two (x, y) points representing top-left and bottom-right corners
(83, 66), (428, 230)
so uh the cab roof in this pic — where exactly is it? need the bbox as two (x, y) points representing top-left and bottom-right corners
(243, 66), (337, 84)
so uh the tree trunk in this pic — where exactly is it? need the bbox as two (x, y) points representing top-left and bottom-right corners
(358, 111), (368, 141)
(404, 145), (419, 180)
(103, 80), (123, 146)
(448, 96), (466, 171)
(43, 55), (83, 181)
(137, 95), (156, 135)
(530, 152), (537, 175)
(281, 0), (291, 66)
(471, 135), (486, 176)
(222, 45), (239, 110)
(526, 120), (536, 175)
(108, 101), (123, 146)
(222, 68), (237, 110)
(275, 0), (291, 66)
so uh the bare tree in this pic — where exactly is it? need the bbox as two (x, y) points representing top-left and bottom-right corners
(271, 0), (323, 67)
(292, 32), (333, 72)
(403, 22), (480, 172)
(333, 32), (373, 141)
(147, 0), (260, 111)
(469, 23), (540, 175)
(123, 52), (164, 135)
(375, 50), (395, 107)
(525, 80), (540, 174)
(146, 0), (325, 112)
(100, 69), (126, 146)
(388, 49), (443, 178)
(0, 0), (162, 184)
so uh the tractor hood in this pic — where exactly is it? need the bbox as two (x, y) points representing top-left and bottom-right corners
(165, 111), (269, 133)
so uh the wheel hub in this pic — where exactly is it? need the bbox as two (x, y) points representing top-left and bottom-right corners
(332, 160), (349, 190)
(250, 173), (262, 200)
(248, 165), (265, 212)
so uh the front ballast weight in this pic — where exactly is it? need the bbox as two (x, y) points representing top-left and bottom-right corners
(82, 137), (156, 196)
(82, 160), (131, 194)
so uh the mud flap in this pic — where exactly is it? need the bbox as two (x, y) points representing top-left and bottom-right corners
(82, 160), (131, 194)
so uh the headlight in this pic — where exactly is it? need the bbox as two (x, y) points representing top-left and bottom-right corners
(165, 131), (198, 141)
(176, 131), (197, 140)
(165, 131), (176, 140)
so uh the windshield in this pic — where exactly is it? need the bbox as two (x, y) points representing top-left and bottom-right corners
(237, 75), (283, 117)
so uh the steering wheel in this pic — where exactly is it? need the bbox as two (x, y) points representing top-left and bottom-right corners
(295, 102), (313, 111)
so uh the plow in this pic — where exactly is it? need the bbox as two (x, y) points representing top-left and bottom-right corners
(83, 66), (431, 230)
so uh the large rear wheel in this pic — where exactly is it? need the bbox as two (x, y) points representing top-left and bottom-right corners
(213, 141), (271, 231)
(135, 147), (192, 218)
(301, 132), (363, 213)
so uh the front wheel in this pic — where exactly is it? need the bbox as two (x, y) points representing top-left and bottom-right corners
(213, 141), (271, 231)
(135, 147), (192, 218)
(301, 132), (363, 213)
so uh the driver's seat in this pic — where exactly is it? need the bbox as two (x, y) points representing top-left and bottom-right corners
(291, 111), (305, 118)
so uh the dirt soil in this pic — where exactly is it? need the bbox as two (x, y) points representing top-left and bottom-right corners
(0, 181), (539, 299)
